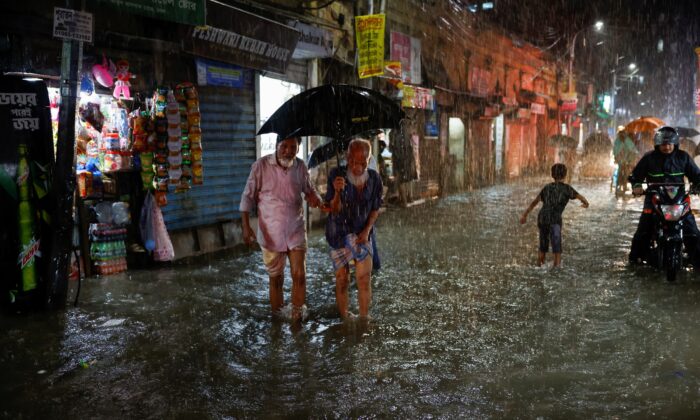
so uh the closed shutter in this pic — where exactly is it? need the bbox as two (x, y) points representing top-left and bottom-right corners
(161, 82), (257, 231)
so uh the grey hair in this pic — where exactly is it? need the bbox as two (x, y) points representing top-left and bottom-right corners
(347, 138), (372, 161)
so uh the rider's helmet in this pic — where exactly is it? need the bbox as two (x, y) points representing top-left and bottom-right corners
(653, 126), (680, 146)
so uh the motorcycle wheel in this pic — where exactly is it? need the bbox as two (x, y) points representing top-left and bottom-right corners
(664, 243), (681, 282)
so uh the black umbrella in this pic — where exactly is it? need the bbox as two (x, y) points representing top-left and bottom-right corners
(676, 127), (700, 138)
(257, 84), (405, 167)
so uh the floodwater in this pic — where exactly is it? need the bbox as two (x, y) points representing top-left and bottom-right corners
(4, 179), (700, 418)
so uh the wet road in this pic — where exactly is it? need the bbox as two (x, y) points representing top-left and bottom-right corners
(4, 179), (700, 418)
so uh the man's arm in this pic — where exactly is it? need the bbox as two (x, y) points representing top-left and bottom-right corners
(241, 211), (256, 246)
(358, 209), (379, 244)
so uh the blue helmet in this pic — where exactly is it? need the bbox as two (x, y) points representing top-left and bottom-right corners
(654, 126), (679, 146)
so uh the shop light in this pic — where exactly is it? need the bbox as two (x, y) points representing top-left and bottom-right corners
(481, 2), (494, 10)
(22, 77), (42, 82)
(594, 21), (604, 31)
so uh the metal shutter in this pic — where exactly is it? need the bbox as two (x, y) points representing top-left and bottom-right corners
(161, 82), (257, 230)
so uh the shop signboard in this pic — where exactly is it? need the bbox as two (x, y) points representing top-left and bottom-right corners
(53, 7), (93, 43)
(516, 108), (531, 119)
(183, 3), (300, 74)
(402, 85), (435, 110)
(288, 20), (333, 59)
(390, 31), (421, 84)
(560, 91), (578, 113)
(355, 14), (385, 79)
(425, 110), (438, 137)
(530, 103), (545, 115)
(96, 0), (205, 25)
(469, 66), (491, 97)
(195, 58), (246, 88)
(384, 61), (402, 79)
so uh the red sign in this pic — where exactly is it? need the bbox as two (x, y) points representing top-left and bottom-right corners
(560, 99), (577, 113)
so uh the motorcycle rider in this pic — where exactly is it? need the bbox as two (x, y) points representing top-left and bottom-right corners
(629, 126), (700, 265)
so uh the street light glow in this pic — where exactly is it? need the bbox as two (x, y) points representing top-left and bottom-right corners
(594, 21), (604, 31)
(637, 90), (642, 95)
(628, 63), (636, 70)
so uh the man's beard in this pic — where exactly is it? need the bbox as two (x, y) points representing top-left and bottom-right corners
(347, 170), (368, 187)
(277, 156), (294, 168)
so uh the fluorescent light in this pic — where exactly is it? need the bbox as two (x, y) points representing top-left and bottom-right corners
(482, 2), (494, 9)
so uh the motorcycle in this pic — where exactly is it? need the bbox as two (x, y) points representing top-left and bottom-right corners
(642, 182), (697, 281)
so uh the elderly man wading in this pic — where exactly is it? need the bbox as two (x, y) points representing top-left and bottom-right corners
(240, 136), (325, 322)
(325, 138), (384, 320)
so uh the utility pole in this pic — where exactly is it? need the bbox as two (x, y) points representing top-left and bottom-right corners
(46, 0), (82, 309)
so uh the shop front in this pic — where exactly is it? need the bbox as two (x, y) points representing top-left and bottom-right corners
(2, 1), (304, 285)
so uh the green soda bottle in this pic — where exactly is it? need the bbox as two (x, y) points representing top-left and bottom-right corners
(17, 143), (38, 292)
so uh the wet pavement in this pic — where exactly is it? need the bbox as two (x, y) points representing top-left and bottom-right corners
(4, 179), (700, 418)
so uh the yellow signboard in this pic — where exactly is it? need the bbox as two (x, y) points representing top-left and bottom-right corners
(355, 14), (385, 79)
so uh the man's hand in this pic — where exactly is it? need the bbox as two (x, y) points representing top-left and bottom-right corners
(307, 193), (323, 209)
(242, 224), (256, 246)
(519, 214), (527, 225)
(357, 229), (370, 244)
(332, 176), (346, 193)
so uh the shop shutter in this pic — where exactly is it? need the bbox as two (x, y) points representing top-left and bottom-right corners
(161, 83), (257, 231)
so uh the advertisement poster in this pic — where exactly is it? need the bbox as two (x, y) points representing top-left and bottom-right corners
(0, 76), (55, 307)
(355, 14), (385, 79)
(390, 31), (421, 84)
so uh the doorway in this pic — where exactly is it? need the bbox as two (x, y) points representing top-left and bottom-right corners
(448, 117), (466, 189)
(257, 75), (303, 158)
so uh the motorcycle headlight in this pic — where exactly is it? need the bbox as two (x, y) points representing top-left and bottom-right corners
(660, 204), (687, 221)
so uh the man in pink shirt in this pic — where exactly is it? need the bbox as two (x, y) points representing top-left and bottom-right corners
(240, 136), (325, 322)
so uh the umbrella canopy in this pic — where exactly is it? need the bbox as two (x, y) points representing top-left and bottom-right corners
(624, 116), (665, 135)
(257, 84), (405, 142)
(676, 127), (700, 138)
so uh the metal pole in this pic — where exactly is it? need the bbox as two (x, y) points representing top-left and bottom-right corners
(46, 12), (82, 309)
(611, 55), (618, 133)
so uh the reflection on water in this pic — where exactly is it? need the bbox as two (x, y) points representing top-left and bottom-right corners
(4, 180), (700, 417)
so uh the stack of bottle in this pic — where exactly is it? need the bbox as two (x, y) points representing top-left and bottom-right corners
(89, 223), (128, 275)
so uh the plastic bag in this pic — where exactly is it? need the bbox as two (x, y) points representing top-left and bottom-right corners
(151, 198), (174, 261)
(112, 201), (130, 226)
(139, 191), (155, 251)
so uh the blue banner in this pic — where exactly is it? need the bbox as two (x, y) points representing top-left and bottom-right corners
(195, 58), (246, 88)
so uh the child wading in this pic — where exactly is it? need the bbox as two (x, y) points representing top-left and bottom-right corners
(520, 164), (590, 267)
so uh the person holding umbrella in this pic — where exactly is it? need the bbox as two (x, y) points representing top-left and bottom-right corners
(325, 138), (383, 320)
(239, 136), (326, 322)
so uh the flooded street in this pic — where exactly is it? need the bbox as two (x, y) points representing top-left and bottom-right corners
(4, 179), (700, 418)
